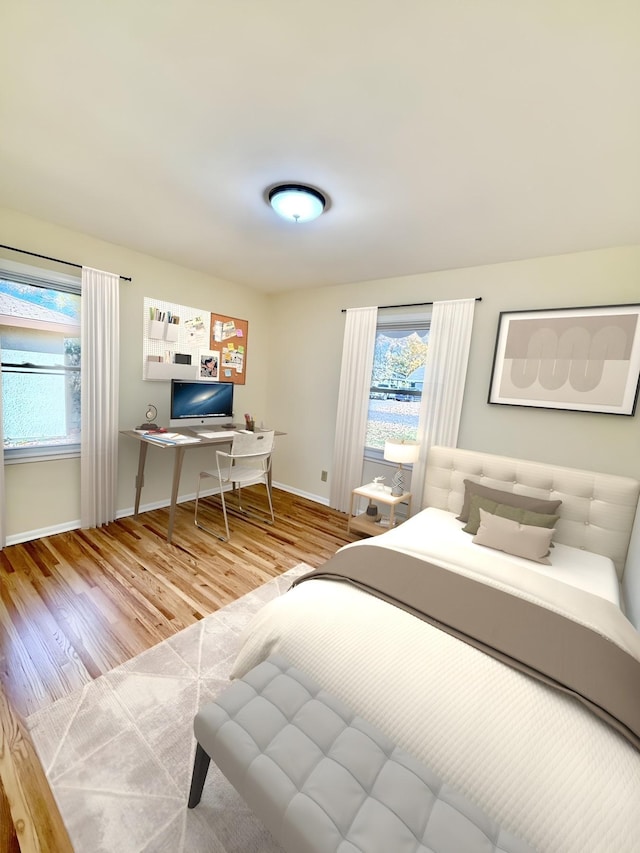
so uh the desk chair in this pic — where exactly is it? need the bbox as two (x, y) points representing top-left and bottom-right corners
(194, 430), (275, 540)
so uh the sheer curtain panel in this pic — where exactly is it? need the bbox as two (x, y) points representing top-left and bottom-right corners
(0, 386), (4, 548)
(81, 266), (120, 528)
(330, 306), (378, 512)
(411, 298), (476, 505)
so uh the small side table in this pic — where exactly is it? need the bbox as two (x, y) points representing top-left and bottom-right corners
(348, 483), (412, 537)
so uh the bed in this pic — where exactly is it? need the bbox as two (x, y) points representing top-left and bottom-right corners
(231, 446), (640, 852)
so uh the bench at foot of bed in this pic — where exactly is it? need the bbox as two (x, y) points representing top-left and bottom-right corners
(188, 655), (533, 853)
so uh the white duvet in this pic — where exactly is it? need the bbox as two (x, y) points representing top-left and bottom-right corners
(232, 513), (640, 852)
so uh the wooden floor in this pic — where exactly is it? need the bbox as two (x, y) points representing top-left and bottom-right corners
(0, 487), (356, 852)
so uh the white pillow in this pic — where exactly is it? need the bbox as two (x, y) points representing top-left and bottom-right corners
(472, 508), (555, 565)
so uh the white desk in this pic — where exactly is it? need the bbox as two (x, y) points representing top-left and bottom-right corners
(121, 427), (282, 543)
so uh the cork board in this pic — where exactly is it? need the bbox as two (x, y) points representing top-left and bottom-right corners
(210, 313), (248, 385)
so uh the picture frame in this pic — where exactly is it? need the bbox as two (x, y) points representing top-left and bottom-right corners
(487, 303), (640, 415)
(198, 349), (220, 380)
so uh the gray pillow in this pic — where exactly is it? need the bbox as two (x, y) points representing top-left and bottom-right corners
(457, 478), (562, 523)
(463, 493), (560, 536)
(472, 509), (555, 565)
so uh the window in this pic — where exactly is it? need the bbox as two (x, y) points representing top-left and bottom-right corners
(365, 318), (430, 452)
(0, 266), (81, 461)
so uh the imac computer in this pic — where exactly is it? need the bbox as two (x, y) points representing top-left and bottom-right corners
(169, 379), (234, 430)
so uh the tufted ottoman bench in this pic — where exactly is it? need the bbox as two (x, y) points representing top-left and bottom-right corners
(188, 655), (534, 853)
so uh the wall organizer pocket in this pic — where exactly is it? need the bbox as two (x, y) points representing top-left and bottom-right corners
(148, 318), (166, 340)
(164, 323), (179, 343)
(149, 316), (180, 343)
(145, 361), (197, 381)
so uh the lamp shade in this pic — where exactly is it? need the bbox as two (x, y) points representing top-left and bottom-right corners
(383, 439), (420, 465)
(268, 184), (326, 223)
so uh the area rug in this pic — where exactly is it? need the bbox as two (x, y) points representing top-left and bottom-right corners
(26, 564), (313, 853)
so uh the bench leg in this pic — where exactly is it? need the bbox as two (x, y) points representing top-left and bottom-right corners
(187, 742), (211, 808)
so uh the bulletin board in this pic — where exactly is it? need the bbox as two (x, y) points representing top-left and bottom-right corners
(210, 313), (248, 385)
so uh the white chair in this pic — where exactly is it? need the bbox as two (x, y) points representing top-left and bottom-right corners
(194, 430), (275, 540)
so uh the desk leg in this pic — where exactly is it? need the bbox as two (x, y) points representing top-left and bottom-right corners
(167, 446), (187, 544)
(134, 442), (148, 516)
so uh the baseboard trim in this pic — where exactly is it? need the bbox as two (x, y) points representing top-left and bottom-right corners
(6, 520), (82, 547)
(4, 483), (329, 547)
(271, 481), (329, 506)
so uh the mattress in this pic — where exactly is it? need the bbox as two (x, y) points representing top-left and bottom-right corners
(347, 506), (621, 605)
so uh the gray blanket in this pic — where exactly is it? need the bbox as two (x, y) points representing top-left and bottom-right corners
(293, 542), (640, 751)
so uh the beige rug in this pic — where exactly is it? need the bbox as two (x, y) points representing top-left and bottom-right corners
(26, 564), (312, 853)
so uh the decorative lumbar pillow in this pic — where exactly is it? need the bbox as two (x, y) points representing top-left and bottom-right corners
(463, 494), (560, 536)
(457, 479), (562, 523)
(472, 508), (555, 564)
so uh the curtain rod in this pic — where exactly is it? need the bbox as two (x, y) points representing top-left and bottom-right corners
(341, 297), (481, 313)
(0, 243), (132, 281)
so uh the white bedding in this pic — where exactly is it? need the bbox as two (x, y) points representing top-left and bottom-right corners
(347, 506), (621, 605)
(233, 579), (640, 852)
(232, 515), (640, 852)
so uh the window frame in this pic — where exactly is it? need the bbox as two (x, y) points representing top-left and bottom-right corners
(0, 260), (81, 464)
(363, 309), (431, 462)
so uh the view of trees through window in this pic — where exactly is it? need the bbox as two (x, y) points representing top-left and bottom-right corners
(0, 277), (81, 452)
(365, 324), (430, 450)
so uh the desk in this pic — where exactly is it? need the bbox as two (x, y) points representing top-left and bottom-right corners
(121, 427), (282, 543)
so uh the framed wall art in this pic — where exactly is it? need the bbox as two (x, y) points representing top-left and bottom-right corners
(488, 303), (640, 415)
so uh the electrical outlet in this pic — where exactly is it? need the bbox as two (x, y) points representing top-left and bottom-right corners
(321, 470), (328, 482)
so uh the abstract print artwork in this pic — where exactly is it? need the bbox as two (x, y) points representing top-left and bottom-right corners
(488, 304), (640, 415)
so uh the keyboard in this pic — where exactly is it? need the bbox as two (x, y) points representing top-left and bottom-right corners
(197, 430), (236, 439)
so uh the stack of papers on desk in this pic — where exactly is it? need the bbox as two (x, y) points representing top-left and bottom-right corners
(145, 432), (201, 445)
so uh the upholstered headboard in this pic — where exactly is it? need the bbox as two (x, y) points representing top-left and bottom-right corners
(423, 445), (640, 580)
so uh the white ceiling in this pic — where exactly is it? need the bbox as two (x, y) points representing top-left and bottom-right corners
(1, 1), (639, 293)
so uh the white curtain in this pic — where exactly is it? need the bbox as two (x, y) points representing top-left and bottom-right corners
(330, 306), (378, 512)
(81, 266), (120, 528)
(411, 298), (476, 506)
(0, 380), (4, 549)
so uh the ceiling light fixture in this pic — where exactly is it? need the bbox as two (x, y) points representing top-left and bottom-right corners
(268, 183), (327, 223)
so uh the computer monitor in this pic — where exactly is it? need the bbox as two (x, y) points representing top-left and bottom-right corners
(169, 379), (234, 428)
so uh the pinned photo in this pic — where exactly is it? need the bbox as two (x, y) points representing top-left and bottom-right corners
(199, 349), (220, 380)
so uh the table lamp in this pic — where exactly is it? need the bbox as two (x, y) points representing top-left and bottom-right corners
(384, 439), (420, 496)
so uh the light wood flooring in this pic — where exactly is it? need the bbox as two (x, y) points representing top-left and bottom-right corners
(0, 487), (357, 852)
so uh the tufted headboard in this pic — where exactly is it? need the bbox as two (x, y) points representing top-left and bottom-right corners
(423, 445), (640, 579)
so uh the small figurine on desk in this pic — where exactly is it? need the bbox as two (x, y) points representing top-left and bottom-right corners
(244, 412), (255, 431)
(136, 404), (159, 430)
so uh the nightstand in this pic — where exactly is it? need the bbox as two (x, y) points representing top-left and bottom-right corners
(347, 482), (412, 537)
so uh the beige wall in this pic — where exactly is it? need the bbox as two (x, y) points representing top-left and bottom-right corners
(0, 206), (270, 540)
(2, 204), (639, 542)
(267, 245), (640, 502)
